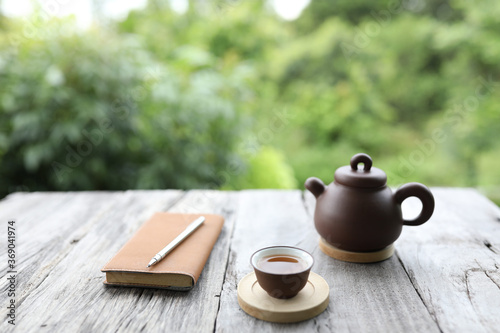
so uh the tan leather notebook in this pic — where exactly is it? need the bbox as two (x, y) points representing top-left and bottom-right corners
(101, 212), (224, 290)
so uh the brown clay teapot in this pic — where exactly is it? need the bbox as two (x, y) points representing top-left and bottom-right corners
(305, 153), (435, 253)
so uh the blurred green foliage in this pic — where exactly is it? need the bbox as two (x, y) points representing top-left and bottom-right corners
(222, 146), (298, 190)
(0, 15), (251, 194)
(278, 0), (500, 195)
(0, 0), (499, 202)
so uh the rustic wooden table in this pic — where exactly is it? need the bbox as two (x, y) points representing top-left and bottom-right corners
(1, 189), (499, 332)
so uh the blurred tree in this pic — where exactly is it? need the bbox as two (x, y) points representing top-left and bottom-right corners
(223, 146), (297, 189)
(266, 0), (500, 188)
(266, 15), (445, 157)
(0, 15), (250, 196)
(296, 0), (463, 33)
(1, 0), (499, 198)
(119, 0), (284, 68)
(434, 0), (500, 186)
(297, 0), (393, 29)
(117, 0), (298, 188)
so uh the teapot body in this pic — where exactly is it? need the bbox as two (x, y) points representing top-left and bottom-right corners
(305, 153), (435, 255)
(314, 182), (402, 252)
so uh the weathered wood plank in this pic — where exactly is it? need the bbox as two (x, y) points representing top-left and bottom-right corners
(395, 188), (500, 332)
(215, 190), (438, 332)
(1, 190), (183, 333)
(2, 188), (498, 332)
(0, 192), (123, 307)
(104, 190), (237, 333)
(5, 190), (235, 333)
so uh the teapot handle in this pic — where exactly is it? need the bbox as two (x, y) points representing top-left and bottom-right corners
(394, 183), (435, 226)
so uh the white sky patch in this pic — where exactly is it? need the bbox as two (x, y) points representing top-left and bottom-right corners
(101, 0), (148, 21)
(1, 0), (311, 28)
(169, 0), (188, 14)
(270, 0), (310, 20)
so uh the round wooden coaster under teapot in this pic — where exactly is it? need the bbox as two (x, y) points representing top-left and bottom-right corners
(305, 153), (435, 263)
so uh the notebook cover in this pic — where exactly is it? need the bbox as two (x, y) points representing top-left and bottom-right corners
(101, 212), (224, 290)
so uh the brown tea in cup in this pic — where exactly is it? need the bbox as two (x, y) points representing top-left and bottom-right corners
(251, 246), (314, 299)
(257, 254), (308, 274)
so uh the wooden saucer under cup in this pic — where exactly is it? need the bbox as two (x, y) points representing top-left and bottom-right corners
(237, 271), (329, 323)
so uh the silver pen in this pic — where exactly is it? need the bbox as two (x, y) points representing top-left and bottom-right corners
(147, 216), (205, 267)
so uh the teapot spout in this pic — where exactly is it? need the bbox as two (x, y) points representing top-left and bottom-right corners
(305, 177), (326, 199)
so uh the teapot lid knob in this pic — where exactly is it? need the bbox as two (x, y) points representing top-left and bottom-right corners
(350, 153), (372, 171)
(334, 153), (387, 188)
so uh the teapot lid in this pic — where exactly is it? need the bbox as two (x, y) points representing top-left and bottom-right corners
(334, 153), (387, 188)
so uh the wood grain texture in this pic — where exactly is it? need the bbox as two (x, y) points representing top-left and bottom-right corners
(0, 192), (123, 307)
(2, 190), (238, 333)
(395, 188), (500, 333)
(1, 188), (499, 333)
(215, 190), (439, 333)
(0, 190), (183, 332)
(100, 190), (237, 333)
